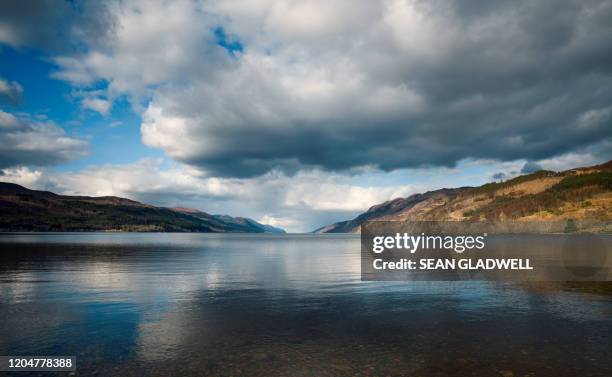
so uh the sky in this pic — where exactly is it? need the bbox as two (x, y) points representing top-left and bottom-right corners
(0, 0), (611, 232)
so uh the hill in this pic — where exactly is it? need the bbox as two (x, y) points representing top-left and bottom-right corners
(212, 214), (285, 234)
(0, 183), (284, 233)
(315, 160), (612, 233)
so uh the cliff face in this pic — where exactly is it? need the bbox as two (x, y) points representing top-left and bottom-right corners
(0, 183), (284, 233)
(316, 160), (612, 233)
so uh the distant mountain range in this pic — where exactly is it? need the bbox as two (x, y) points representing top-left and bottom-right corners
(315, 160), (612, 233)
(0, 183), (285, 233)
(3, 159), (610, 234)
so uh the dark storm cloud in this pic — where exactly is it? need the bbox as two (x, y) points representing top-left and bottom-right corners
(135, 0), (612, 177)
(0, 0), (113, 51)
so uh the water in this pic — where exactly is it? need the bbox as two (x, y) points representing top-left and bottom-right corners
(0, 233), (610, 376)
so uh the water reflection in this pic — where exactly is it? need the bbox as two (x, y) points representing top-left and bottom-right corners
(0, 233), (610, 376)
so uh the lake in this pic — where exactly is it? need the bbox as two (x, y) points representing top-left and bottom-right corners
(0, 233), (610, 376)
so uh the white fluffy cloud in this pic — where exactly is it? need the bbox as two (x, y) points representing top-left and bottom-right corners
(51, 0), (227, 97)
(81, 97), (111, 115)
(0, 110), (88, 169)
(0, 166), (43, 188)
(0, 77), (23, 105)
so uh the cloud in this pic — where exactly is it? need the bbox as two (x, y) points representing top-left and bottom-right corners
(0, 110), (88, 169)
(484, 141), (612, 182)
(534, 140), (612, 171)
(52, 0), (228, 96)
(0, 166), (42, 188)
(0, 0), (71, 48)
(258, 215), (300, 231)
(81, 97), (111, 116)
(0, 0), (114, 51)
(520, 161), (544, 174)
(577, 105), (612, 130)
(282, 174), (415, 211)
(0, 78), (23, 105)
(35, 0), (611, 178)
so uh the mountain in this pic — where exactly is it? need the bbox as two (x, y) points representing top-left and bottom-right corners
(169, 209), (285, 234)
(212, 214), (285, 234)
(0, 183), (285, 233)
(315, 160), (612, 233)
